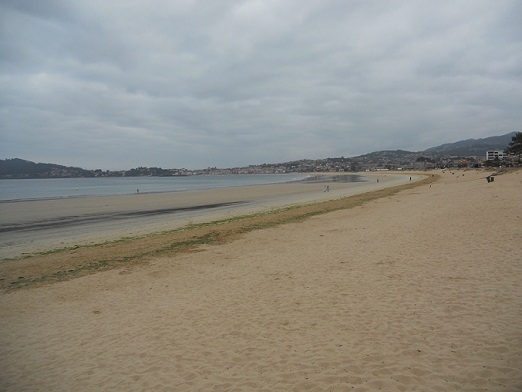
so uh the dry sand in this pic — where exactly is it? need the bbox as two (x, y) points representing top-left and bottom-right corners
(1, 169), (521, 391)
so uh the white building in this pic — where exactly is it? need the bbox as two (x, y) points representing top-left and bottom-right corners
(486, 150), (504, 161)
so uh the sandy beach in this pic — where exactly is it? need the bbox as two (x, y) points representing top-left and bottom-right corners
(1, 169), (521, 391)
(0, 173), (418, 259)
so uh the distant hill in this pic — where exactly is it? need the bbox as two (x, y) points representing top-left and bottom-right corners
(354, 149), (420, 160)
(422, 132), (516, 157)
(1, 132), (517, 178)
(0, 158), (94, 179)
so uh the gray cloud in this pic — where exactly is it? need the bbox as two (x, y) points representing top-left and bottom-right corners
(1, 0), (521, 169)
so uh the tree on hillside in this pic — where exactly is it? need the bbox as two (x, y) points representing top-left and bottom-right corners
(484, 157), (501, 167)
(505, 132), (522, 160)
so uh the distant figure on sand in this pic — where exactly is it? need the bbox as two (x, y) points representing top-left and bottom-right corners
(323, 185), (330, 192)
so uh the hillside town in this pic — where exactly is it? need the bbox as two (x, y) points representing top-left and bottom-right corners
(1, 132), (520, 178)
(198, 148), (517, 176)
(1, 148), (518, 179)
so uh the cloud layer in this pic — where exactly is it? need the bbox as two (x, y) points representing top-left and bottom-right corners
(1, 0), (521, 169)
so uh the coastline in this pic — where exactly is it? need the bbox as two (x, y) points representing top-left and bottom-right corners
(0, 173), (307, 203)
(0, 168), (520, 391)
(0, 172), (420, 259)
(0, 173), (343, 203)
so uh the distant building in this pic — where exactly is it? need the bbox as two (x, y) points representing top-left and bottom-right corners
(486, 150), (504, 161)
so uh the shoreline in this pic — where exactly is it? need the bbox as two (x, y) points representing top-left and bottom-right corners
(0, 172), (421, 259)
(0, 172), (428, 290)
(0, 173), (361, 203)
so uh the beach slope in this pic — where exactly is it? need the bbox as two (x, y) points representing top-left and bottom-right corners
(1, 169), (521, 391)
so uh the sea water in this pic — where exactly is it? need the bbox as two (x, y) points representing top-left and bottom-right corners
(0, 174), (317, 201)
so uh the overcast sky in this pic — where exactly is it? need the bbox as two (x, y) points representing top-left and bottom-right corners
(1, 0), (521, 170)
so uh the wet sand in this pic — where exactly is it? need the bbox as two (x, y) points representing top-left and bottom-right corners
(1, 169), (521, 391)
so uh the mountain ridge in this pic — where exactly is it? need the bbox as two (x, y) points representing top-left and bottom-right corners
(423, 132), (516, 156)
